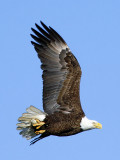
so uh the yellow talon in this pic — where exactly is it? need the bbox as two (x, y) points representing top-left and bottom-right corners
(35, 119), (41, 123)
(36, 126), (41, 129)
(35, 130), (45, 134)
(32, 120), (45, 127)
(32, 119), (45, 134)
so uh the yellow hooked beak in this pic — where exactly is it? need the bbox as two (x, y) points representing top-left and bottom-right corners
(94, 123), (102, 129)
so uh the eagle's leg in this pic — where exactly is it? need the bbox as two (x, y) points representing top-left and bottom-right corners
(32, 119), (46, 135)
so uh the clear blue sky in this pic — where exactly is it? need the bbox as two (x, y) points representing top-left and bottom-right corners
(0, 0), (120, 159)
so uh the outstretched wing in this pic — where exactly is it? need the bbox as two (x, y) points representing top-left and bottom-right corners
(31, 21), (84, 115)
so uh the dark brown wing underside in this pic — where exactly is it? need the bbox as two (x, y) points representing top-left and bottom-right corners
(31, 21), (84, 115)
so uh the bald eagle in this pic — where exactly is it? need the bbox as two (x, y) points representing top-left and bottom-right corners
(17, 21), (102, 144)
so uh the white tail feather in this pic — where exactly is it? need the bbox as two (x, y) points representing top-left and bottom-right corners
(17, 106), (47, 140)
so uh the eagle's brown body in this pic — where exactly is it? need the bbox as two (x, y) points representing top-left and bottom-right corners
(44, 111), (84, 136)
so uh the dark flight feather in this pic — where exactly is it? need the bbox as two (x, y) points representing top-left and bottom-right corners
(31, 21), (84, 115)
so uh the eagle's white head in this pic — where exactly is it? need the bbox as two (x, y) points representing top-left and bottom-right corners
(80, 116), (102, 131)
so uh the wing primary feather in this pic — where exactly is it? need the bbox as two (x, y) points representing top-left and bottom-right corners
(31, 28), (41, 37)
(35, 23), (55, 41)
(31, 41), (43, 52)
(30, 34), (41, 43)
(30, 32), (50, 45)
(40, 21), (58, 40)
(31, 41), (36, 46)
(40, 21), (51, 33)
(31, 28), (50, 42)
(49, 26), (66, 44)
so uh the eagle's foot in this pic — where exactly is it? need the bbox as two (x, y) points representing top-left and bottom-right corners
(32, 119), (45, 135)
(35, 130), (45, 134)
(33, 119), (45, 127)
